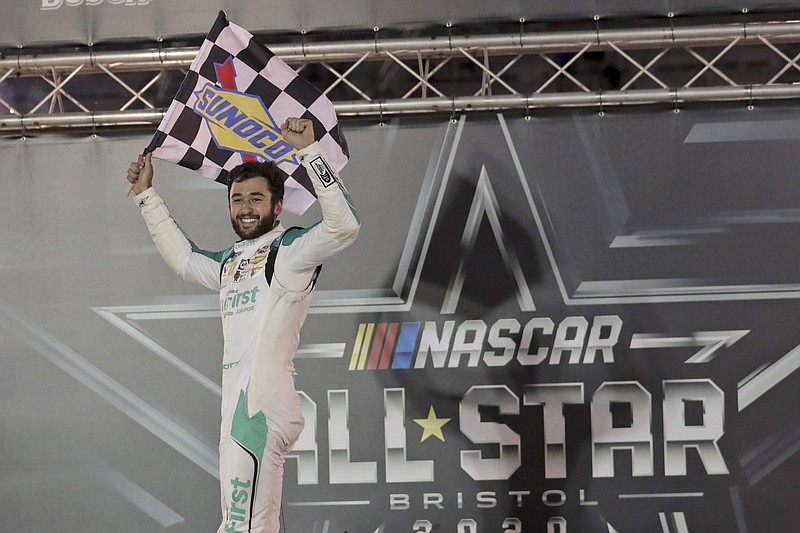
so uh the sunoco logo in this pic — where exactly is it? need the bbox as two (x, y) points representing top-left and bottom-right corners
(41, 0), (151, 9)
(192, 57), (298, 167)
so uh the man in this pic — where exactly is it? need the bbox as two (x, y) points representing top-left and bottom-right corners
(127, 117), (360, 533)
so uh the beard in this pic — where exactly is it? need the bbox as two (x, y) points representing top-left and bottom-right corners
(230, 207), (277, 240)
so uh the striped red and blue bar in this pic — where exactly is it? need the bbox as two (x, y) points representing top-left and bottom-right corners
(350, 322), (422, 370)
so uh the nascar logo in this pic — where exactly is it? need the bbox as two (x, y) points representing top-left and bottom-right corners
(350, 316), (622, 370)
(193, 80), (298, 166)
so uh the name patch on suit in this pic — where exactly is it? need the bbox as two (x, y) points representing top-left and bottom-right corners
(309, 156), (337, 188)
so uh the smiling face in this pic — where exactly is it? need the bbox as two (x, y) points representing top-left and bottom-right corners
(228, 177), (283, 240)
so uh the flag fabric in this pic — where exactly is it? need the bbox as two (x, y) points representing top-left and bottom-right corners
(146, 11), (349, 215)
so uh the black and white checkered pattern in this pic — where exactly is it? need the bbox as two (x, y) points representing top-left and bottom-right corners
(146, 11), (348, 215)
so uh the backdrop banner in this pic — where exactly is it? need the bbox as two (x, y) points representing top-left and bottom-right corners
(1, 106), (799, 532)
(3, 0), (799, 47)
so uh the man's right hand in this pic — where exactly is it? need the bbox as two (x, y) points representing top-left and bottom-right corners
(127, 152), (154, 196)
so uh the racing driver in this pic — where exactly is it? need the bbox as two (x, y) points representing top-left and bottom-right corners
(126, 117), (360, 532)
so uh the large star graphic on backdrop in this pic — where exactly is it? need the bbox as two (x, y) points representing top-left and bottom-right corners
(82, 114), (800, 531)
(413, 406), (451, 442)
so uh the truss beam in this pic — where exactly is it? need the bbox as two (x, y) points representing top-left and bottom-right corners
(1, 20), (800, 134)
(4, 21), (800, 75)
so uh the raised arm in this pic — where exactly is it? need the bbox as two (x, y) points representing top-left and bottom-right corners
(276, 118), (361, 276)
(127, 153), (226, 291)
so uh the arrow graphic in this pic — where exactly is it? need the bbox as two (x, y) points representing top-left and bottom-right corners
(630, 330), (749, 363)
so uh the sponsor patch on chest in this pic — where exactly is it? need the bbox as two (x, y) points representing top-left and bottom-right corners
(224, 251), (270, 283)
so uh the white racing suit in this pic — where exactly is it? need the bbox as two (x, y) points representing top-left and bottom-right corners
(134, 143), (360, 533)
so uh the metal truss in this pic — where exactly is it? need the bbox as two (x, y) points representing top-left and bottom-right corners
(2, 18), (800, 134)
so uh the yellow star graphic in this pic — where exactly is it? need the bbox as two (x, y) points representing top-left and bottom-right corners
(413, 406), (451, 442)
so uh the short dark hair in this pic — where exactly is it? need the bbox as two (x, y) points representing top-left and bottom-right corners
(227, 161), (284, 206)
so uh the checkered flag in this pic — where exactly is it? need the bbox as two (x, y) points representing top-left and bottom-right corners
(146, 11), (348, 215)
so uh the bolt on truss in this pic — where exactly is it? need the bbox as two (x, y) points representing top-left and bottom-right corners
(2, 19), (800, 134)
